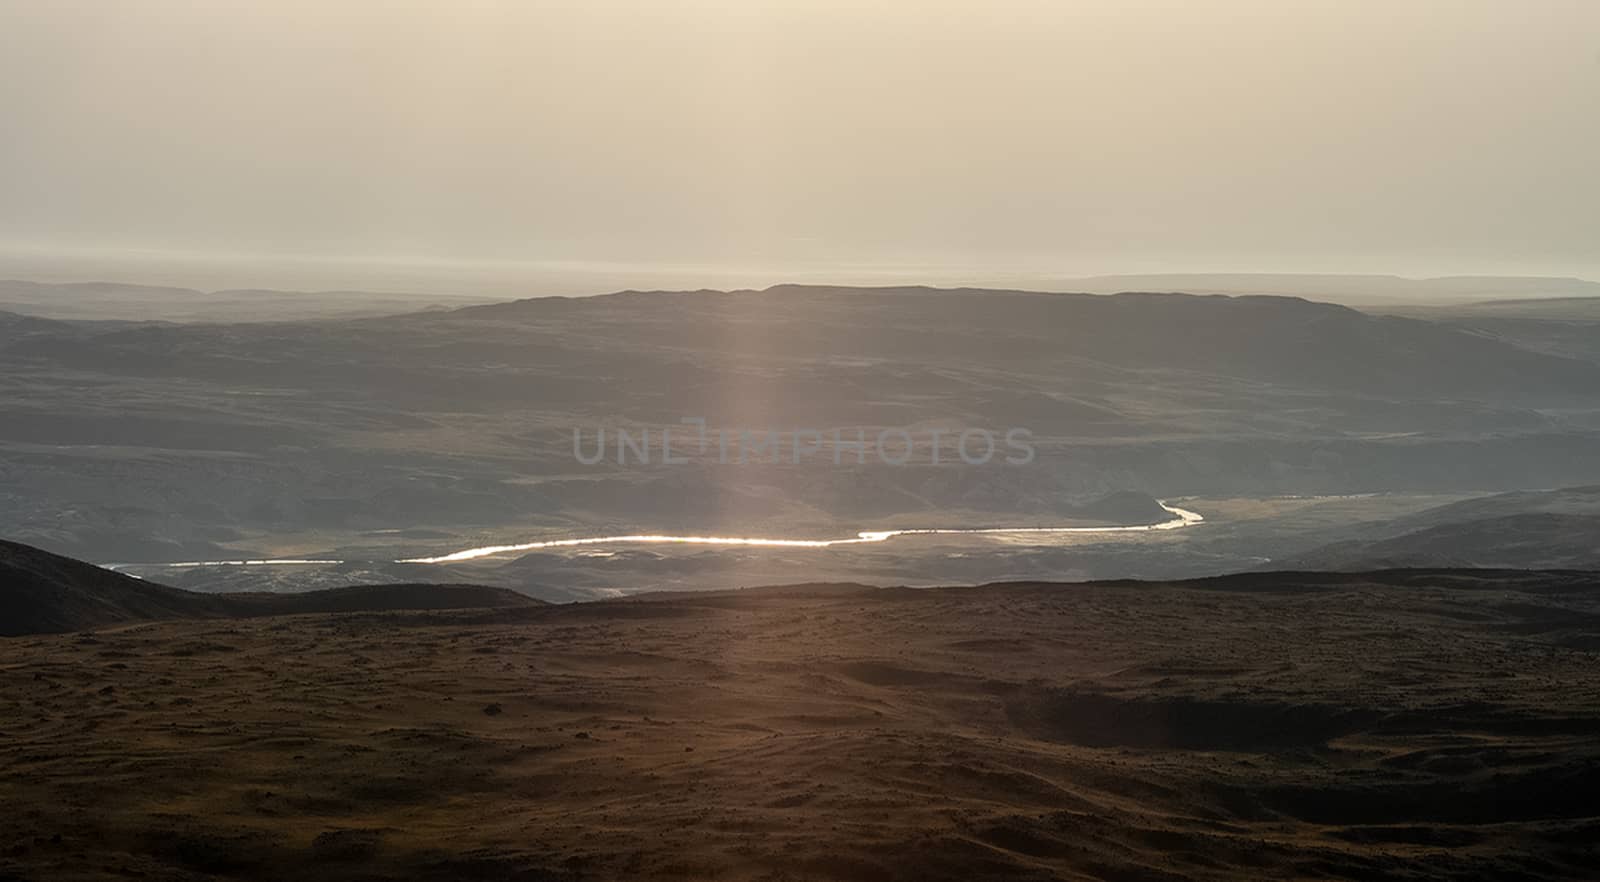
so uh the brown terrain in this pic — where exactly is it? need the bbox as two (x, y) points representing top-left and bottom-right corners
(3, 552), (1599, 881)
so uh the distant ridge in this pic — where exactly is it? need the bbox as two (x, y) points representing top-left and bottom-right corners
(0, 279), (490, 323)
(438, 284), (1600, 402)
(0, 539), (541, 636)
(1470, 296), (1600, 307)
(1048, 274), (1600, 304)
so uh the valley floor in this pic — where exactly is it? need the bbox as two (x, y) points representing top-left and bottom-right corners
(2, 571), (1599, 880)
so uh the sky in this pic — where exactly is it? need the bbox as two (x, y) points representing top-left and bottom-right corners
(2, 0), (1598, 290)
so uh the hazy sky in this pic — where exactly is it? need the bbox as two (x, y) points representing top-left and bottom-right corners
(2, 0), (1598, 287)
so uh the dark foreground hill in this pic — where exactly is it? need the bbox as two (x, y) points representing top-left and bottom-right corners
(0, 540), (539, 636)
(2, 567), (1598, 880)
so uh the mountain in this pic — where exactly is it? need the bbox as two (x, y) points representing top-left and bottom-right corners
(1411, 485), (1600, 520)
(1280, 513), (1600, 571)
(1278, 487), (1600, 570)
(1383, 297), (1600, 367)
(0, 540), (540, 636)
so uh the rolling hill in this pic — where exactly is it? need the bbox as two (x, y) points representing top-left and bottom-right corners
(1277, 486), (1600, 570)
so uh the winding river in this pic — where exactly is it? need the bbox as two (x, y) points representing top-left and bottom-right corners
(108, 501), (1203, 570)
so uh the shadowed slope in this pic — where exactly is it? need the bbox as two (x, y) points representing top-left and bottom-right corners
(0, 540), (540, 636)
(0, 539), (233, 635)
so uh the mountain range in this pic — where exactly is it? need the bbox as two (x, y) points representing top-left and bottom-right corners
(3, 283), (1599, 584)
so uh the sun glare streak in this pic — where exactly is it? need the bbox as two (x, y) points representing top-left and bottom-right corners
(100, 504), (1205, 570)
(397, 502), (1204, 564)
